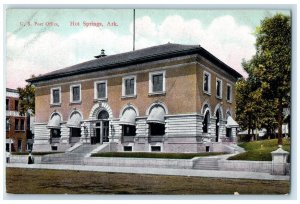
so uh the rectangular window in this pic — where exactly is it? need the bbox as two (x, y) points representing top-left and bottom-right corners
(50, 129), (61, 140)
(122, 76), (136, 97)
(152, 74), (163, 92)
(149, 71), (165, 94)
(53, 90), (60, 103)
(15, 119), (19, 130)
(6, 144), (9, 152)
(51, 87), (61, 104)
(51, 146), (58, 151)
(216, 78), (222, 98)
(124, 146), (133, 152)
(226, 128), (232, 137)
(18, 140), (22, 152)
(6, 118), (9, 131)
(125, 78), (134, 95)
(72, 86), (80, 102)
(26, 143), (33, 151)
(15, 100), (19, 111)
(123, 125), (136, 136)
(149, 123), (165, 136)
(6, 99), (9, 110)
(203, 72), (211, 93)
(70, 128), (81, 137)
(98, 83), (106, 98)
(151, 146), (161, 152)
(20, 119), (25, 131)
(227, 84), (232, 102)
(94, 80), (107, 100)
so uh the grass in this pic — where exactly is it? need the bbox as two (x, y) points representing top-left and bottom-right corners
(11, 152), (64, 156)
(228, 138), (290, 161)
(91, 152), (225, 159)
(6, 168), (289, 194)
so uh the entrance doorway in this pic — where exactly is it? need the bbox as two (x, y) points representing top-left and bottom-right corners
(216, 110), (220, 142)
(93, 110), (109, 144)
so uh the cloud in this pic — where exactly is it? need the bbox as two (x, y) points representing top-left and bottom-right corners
(6, 14), (255, 88)
(6, 28), (132, 89)
(134, 15), (256, 77)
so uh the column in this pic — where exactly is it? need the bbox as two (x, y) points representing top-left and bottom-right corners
(209, 117), (217, 141)
(60, 124), (70, 144)
(80, 122), (91, 144)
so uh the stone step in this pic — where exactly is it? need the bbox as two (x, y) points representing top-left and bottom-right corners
(41, 144), (103, 164)
(193, 166), (219, 170)
(193, 158), (220, 170)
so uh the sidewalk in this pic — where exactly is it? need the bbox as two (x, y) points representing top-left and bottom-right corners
(6, 163), (290, 181)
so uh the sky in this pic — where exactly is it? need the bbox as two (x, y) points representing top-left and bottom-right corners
(6, 9), (290, 89)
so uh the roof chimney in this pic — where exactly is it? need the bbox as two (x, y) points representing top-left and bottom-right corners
(94, 49), (107, 58)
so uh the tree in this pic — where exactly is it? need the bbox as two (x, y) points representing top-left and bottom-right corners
(236, 14), (291, 145)
(253, 14), (291, 144)
(17, 84), (35, 115)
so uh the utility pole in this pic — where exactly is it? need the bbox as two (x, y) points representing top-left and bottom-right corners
(133, 9), (135, 51)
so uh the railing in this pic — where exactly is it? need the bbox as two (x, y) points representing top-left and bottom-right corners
(6, 110), (21, 117)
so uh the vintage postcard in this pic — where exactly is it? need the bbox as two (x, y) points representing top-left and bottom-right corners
(5, 7), (292, 196)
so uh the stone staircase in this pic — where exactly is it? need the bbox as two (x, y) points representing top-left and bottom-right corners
(41, 144), (101, 165)
(192, 157), (220, 170)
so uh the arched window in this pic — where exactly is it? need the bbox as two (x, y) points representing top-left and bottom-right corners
(120, 107), (137, 136)
(147, 105), (166, 136)
(98, 110), (109, 120)
(202, 111), (210, 133)
(67, 111), (82, 143)
(47, 113), (62, 144)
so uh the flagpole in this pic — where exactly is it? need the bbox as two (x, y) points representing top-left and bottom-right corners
(133, 9), (135, 51)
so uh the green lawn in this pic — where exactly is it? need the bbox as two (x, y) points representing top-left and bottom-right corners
(228, 138), (290, 161)
(6, 168), (289, 194)
(91, 152), (225, 159)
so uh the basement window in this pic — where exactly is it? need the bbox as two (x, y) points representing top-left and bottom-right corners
(124, 146), (133, 152)
(151, 146), (161, 152)
(51, 146), (58, 151)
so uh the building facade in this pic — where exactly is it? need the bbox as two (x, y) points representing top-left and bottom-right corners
(6, 88), (32, 152)
(27, 43), (241, 153)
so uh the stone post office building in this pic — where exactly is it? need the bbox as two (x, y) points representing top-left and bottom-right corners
(27, 43), (241, 153)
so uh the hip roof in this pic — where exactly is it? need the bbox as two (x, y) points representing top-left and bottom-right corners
(26, 43), (242, 83)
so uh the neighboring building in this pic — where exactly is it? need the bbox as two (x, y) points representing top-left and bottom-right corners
(6, 88), (33, 152)
(27, 43), (241, 153)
